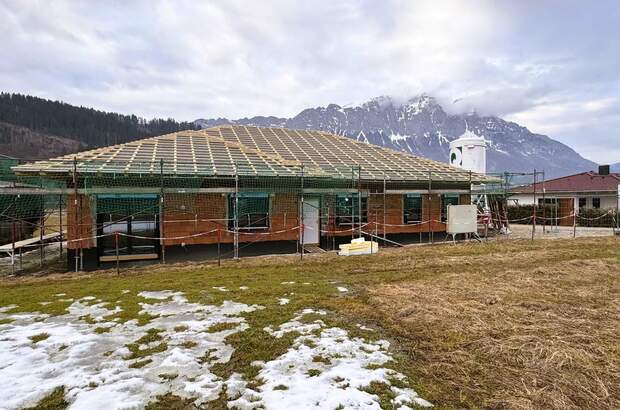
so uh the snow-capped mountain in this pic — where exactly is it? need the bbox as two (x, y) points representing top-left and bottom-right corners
(195, 95), (597, 178)
(611, 162), (620, 173)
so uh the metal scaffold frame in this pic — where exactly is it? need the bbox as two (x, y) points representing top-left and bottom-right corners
(1, 156), (617, 275)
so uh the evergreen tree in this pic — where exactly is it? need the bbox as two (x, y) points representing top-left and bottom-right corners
(0, 92), (198, 148)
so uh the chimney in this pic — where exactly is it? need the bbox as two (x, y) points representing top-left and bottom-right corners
(599, 165), (610, 175)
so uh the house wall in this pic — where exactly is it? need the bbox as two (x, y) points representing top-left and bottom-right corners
(162, 193), (227, 246)
(162, 192), (299, 246)
(66, 194), (96, 249)
(65, 190), (472, 261)
(510, 194), (618, 210)
(325, 193), (469, 237)
(158, 191), (470, 242)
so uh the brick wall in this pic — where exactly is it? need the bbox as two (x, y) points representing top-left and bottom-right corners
(73, 191), (468, 251)
(162, 193), (228, 246)
(162, 192), (299, 245)
(66, 194), (95, 249)
(326, 193), (449, 237)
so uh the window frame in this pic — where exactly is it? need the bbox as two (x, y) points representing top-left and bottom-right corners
(441, 194), (460, 223)
(403, 194), (422, 224)
(96, 194), (160, 257)
(335, 194), (368, 226)
(592, 197), (601, 209)
(228, 193), (271, 230)
(578, 197), (587, 209)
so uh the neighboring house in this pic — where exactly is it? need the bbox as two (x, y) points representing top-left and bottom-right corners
(8, 125), (494, 270)
(509, 165), (620, 225)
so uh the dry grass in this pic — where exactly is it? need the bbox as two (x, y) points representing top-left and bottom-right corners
(348, 254), (620, 409)
(2, 236), (619, 409)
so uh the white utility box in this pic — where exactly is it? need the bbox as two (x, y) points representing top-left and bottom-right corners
(447, 204), (478, 235)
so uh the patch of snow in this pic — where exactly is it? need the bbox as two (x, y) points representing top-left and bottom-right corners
(337, 287), (348, 293)
(239, 286), (249, 290)
(0, 299), (430, 409)
(233, 309), (432, 409)
(54, 293), (66, 297)
(138, 290), (182, 300)
(0, 292), (261, 409)
(212, 286), (229, 292)
(389, 133), (409, 142)
(278, 298), (290, 305)
(356, 324), (374, 332)
(357, 130), (368, 144)
(264, 309), (327, 338)
(0, 304), (18, 313)
(280, 281), (295, 285)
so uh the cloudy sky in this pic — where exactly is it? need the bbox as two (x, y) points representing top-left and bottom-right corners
(1, 0), (618, 163)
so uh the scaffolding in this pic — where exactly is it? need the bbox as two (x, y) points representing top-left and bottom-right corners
(0, 155), (490, 274)
(1, 157), (617, 275)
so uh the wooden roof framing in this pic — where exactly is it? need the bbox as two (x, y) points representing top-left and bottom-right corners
(13, 125), (495, 183)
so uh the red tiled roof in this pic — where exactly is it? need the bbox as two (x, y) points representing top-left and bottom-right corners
(512, 172), (620, 194)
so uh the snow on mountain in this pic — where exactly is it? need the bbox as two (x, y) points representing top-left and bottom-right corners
(194, 95), (597, 178)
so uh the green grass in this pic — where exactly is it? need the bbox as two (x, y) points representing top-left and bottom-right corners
(144, 393), (199, 410)
(94, 326), (111, 334)
(29, 333), (50, 343)
(205, 321), (240, 333)
(129, 358), (152, 369)
(1, 237), (619, 409)
(158, 373), (178, 381)
(312, 355), (331, 365)
(125, 328), (167, 360)
(24, 386), (68, 410)
(306, 369), (322, 377)
(361, 382), (396, 408)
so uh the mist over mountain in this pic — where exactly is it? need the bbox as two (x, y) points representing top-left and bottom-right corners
(196, 95), (598, 179)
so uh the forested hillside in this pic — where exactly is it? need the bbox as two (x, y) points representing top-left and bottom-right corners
(0, 93), (197, 158)
(0, 122), (84, 160)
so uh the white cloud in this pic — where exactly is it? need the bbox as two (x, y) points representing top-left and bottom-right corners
(0, 0), (617, 162)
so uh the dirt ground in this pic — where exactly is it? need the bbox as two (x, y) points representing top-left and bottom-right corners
(504, 224), (617, 240)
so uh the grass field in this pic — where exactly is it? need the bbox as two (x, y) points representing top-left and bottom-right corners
(1, 237), (619, 409)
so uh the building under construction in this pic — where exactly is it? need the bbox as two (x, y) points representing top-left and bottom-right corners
(1, 125), (495, 271)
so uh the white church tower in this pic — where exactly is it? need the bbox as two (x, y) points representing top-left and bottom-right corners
(448, 124), (487, 174)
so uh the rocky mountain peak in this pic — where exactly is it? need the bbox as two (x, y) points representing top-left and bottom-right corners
(194, 95), (597, 178)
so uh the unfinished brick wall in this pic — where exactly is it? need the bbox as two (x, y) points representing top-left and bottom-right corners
(423, 194), (445, 232)
(326, 193), (448, 237)
(259, 193), (299, 241)
(459, 194), (471, 204)
(163, 193), (227, 246)
(66, 194), (96, 249)
(162, 193), (300, 246)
